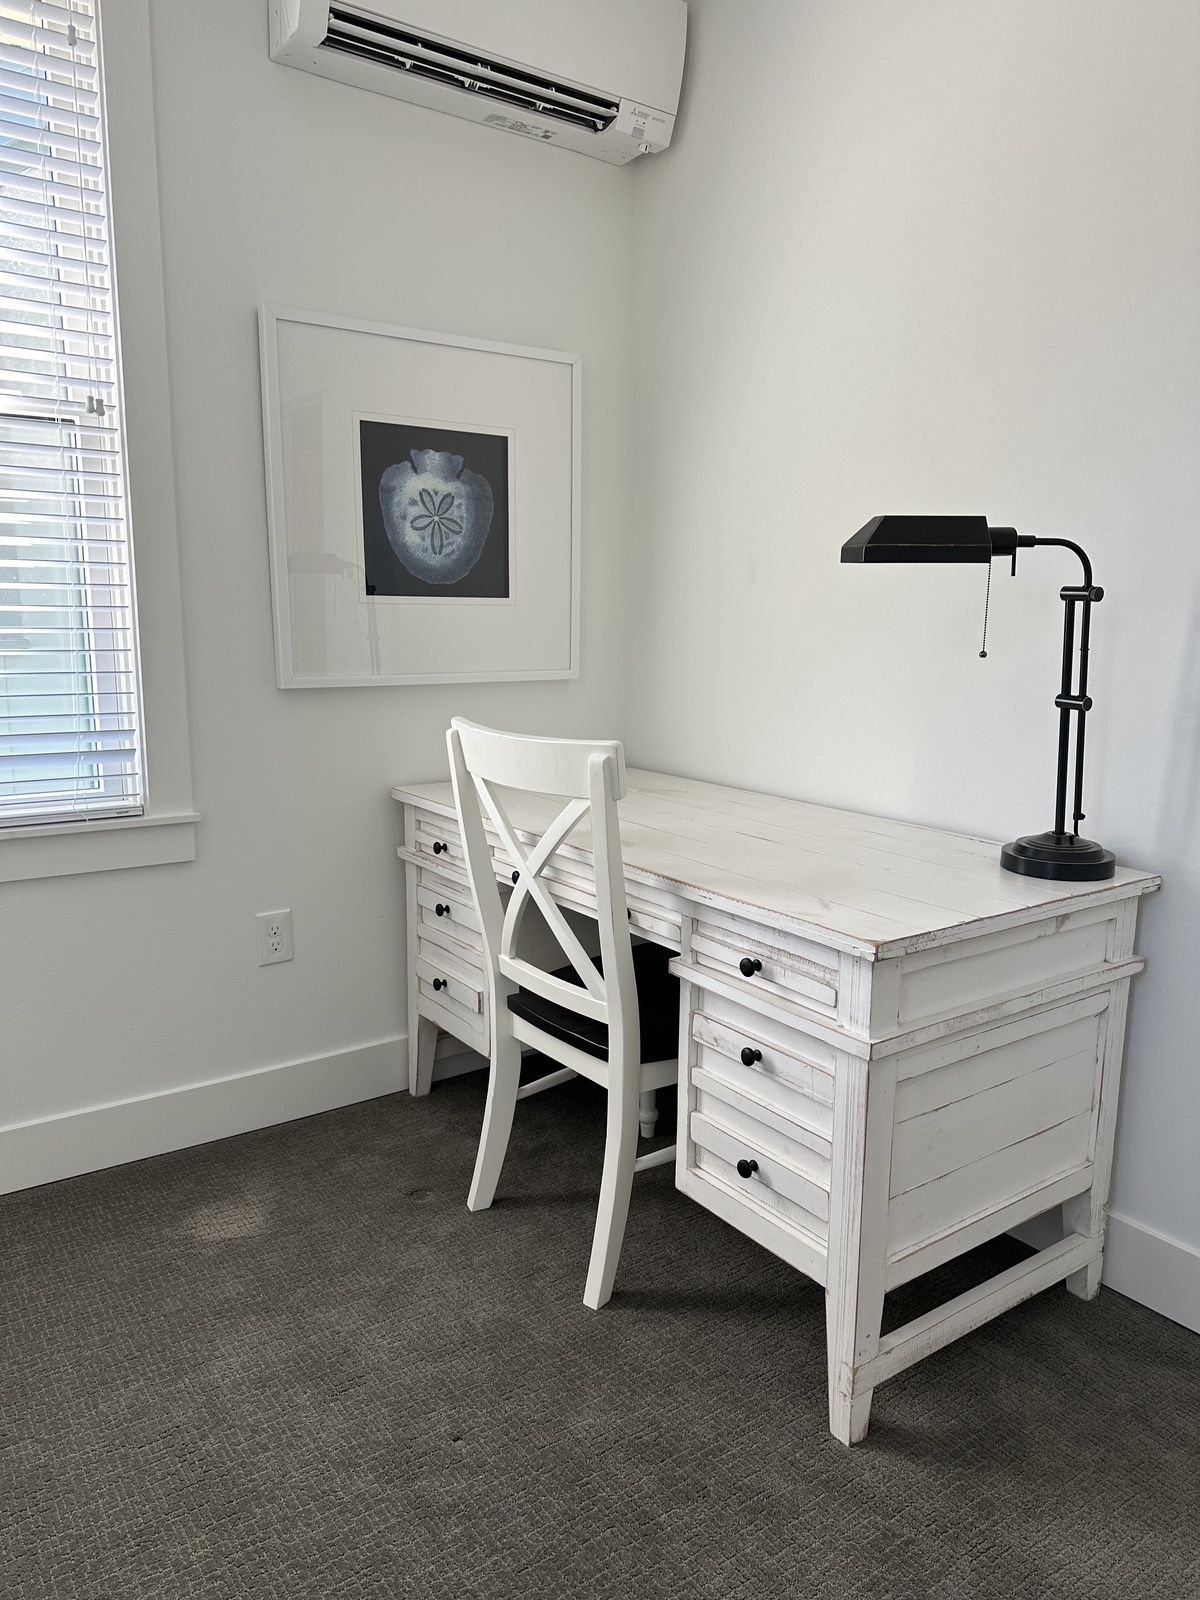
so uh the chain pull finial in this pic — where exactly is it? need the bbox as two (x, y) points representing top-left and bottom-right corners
(979, 560), (992, 658)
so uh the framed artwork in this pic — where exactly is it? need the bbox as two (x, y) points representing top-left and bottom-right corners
(258, 307), (581, 686)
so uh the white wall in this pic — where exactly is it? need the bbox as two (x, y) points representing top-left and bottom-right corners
(629, 0), (1200, 1313)
(0, 1), (633, 1152)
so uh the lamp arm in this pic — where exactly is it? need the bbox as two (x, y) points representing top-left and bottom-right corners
(1023, 536), (1093, 589)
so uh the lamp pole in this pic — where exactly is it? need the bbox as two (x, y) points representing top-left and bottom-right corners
(989, 533), (1113, 880)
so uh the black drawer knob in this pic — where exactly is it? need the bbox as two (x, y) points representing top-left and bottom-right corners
(736, 1158), (759, 1180)
(432, 841), (447, 855)
(432, 977), (446, 992)
(739, 956), (763, 978)
(512, 870), (520, 883)
(740, 1046), (762, 1066)
(434, 902), (450, 917)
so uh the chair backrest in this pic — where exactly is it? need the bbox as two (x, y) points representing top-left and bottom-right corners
(447, 718), (639, 1066)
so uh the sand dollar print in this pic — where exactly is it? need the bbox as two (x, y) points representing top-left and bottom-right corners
(379, 448), (495, 585)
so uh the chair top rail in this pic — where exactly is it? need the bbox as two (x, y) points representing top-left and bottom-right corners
(451, 717), (626, 801)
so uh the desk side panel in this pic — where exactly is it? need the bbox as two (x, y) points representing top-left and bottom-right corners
(884, 992), (1114, 1284)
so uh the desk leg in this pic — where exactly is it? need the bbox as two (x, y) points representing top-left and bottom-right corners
(825, 1053), (896, 1446)
(1063, 1171), (1105, 1302)
(1064, 981), (1130, 1300)
(409, 1015), (438, 1097)
(403, 805), (438, 1098)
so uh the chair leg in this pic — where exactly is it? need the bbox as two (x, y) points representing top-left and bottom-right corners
(467, 1032), (522, 1212)
(638, 1088), (658, 1140)
(583, 1061), (641, 1310)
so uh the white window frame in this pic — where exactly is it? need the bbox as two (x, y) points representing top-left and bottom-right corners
(0, 0), (196, 883)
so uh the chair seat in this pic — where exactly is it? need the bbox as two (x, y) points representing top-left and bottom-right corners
(507, 941), (679, 1063)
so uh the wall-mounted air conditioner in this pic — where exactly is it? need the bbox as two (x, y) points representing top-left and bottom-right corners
(268, 0), (687, 165)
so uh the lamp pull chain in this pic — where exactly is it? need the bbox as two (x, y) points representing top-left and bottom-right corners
(979, 561), (992, 658)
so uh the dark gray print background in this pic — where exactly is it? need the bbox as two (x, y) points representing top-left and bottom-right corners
(359, 419), (510, 598)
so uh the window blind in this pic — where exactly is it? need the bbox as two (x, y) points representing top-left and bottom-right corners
(0, 0), (142, 827)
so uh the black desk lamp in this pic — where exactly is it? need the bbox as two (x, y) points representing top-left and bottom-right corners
(841, 515), (1115, 881)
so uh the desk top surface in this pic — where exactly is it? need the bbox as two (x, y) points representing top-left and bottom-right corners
(392, 767), (1159, 959)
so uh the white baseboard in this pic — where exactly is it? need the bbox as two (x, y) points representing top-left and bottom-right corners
(0, 1035), (409, 1197)
(1011, 1205), (1200, 1335)
(1103, 1211), (1200, 1335)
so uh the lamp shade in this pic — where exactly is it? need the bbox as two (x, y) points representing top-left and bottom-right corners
(841, 515), (992, 564)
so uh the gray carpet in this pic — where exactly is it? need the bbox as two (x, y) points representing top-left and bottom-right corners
(2, 1068), (1198, 1600)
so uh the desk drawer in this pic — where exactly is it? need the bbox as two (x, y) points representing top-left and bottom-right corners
(629, 905), (682, 946)
(690, 1112), (830, 1232)
(415, 942), (484, 1018)
(416, 880), (482, 952)
(690, 910), (840, 1017)
(418, 915), (483, 967)
(691, 1008), (834, 1139)
(413, 811), (466, 869)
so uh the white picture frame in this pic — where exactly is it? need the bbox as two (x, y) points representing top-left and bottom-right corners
(258, 306), (581, 687)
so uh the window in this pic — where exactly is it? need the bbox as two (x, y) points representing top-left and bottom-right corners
(0, 0), (142, 828)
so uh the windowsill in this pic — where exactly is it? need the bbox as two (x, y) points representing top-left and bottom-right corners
(0, 811), (199, 884)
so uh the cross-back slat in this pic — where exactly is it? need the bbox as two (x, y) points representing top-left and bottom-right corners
(473, 775), (608, 1013)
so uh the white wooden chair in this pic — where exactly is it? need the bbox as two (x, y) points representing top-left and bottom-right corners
(447, 718), (678, 1310)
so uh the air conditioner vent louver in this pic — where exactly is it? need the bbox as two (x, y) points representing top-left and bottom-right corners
(269, 0), (686, 166)
(321, 5), (621, 134)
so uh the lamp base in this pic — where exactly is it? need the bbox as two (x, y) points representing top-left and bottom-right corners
(1000, 832), (1116, 881)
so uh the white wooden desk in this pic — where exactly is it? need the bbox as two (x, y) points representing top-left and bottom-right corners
(391, 769), (1159, 1444)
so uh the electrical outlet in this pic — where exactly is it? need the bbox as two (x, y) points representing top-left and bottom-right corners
(256, 909), (293, 965)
